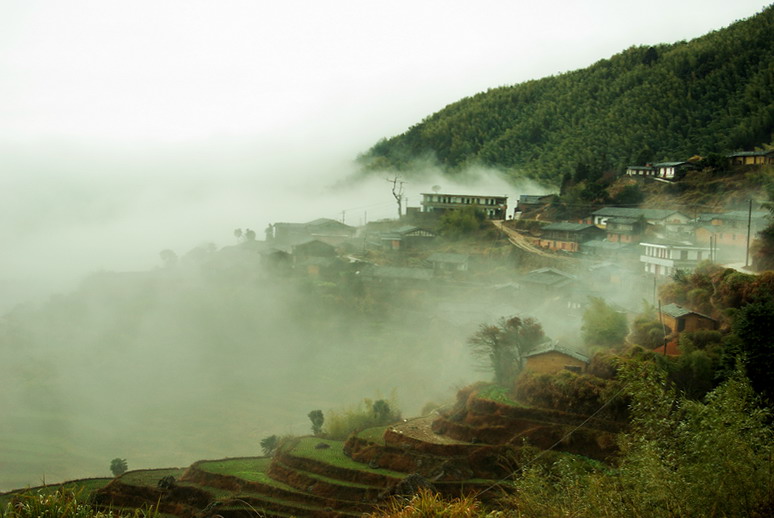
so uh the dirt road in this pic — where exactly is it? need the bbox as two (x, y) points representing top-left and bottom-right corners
(491, 220), (572, 261)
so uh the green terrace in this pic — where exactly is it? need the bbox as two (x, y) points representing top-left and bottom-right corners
(355, 425), (389, 445)
(196, 457), (274, 483)
(475, 385), (525, 407)
(284, 437), (406, 479)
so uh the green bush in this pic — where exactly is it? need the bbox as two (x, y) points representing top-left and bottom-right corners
(510, 363), (774, 518)
(324, 397), (402, 440)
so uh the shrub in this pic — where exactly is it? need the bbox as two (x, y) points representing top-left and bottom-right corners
(324, 397), (402, 440)
(514, 370), (627, 421)
(509, 363), (774, 518)
(365, 488), (491, 517)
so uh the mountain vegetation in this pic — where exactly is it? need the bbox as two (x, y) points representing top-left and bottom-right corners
(359, 6), (774, 185)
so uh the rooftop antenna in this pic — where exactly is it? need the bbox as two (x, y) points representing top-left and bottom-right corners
(387, 176), (406, 219)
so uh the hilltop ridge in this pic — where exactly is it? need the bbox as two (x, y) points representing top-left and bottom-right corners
(359, 6), (774, 185)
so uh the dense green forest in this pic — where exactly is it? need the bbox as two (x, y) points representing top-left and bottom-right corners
(359, 6), (774, 185)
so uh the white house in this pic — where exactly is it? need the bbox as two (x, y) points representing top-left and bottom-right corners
(639, 239), (711, 278)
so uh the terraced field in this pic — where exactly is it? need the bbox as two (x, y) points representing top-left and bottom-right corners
(4, 388), (621, 517)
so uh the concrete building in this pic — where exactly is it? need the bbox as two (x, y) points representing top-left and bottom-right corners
(420, 193), (508, 219)
(639, 239), (711, 278)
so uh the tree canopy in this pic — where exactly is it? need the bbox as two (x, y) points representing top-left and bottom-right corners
(468, 316), (545, 386)
(359, 6), (774, 186)
(582, 297), (628, 349)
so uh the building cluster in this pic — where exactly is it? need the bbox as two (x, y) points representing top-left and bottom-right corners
(210, 151), (770, 373)
(525, 204), (768, 278)
(624, 150), (774, 182)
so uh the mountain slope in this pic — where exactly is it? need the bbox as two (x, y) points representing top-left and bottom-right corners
(359, 6), (774, 185)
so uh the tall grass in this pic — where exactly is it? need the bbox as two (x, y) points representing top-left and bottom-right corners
(1, 487), (159, 518)
(366, 488), (498, 517)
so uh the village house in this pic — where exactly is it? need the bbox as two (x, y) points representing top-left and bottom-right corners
(271, 218), (356, 246)
(639, 239), (711, 278)
(524, 341), (590, 374)
(380, 225), (437, 251)
(660, 303), (718, 336)
(652, 161), (697, 181)
(420, 193), (508, 219)
(625, 161), (697, 181)
(289, 239), (339, 277)
(727, 150), (774, 166)
(519, 267), (577, 295)
(591, 207), (692, 236)
(581, 239), (638, 260)
(537, 222), (605, 252)
(625, 164), (657, 178)
(694, 210), (769, 261)
(605, 216), (647, 243)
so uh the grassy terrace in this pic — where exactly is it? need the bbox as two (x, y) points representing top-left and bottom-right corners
(355, 425), (388, 445)
(197, 458), (273, 483)
(287, 437), (405, 479)
(119, 469), (185, 487)
(475, 385), (525, 407)
(196, 457), (305, 496)
(274, 461), (379, 490)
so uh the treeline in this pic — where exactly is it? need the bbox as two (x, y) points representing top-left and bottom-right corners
(359, 6), (774, 185)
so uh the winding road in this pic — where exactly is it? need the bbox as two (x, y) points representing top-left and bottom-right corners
(491, 220), (572, 261)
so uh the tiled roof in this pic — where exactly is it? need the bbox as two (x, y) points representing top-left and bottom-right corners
(652, 161), (689, 167)
(542, 222), (599, 232)
(592, 207), (686, 220)
(727, 150), (774, 157)
(524, 341), (590, 363)
(660, 303), (716, 321)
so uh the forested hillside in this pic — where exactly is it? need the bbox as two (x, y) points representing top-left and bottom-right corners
(359, 6), (774, 185)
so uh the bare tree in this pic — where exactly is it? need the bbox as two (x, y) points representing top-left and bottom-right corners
(386, 176), (406, 219)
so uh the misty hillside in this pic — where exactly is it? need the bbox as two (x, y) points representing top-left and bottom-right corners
(359, 6), (774, 185)
(0, 242), (494, 491)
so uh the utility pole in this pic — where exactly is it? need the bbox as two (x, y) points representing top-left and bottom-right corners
(386, 176), (406, 219)
(658, 299), (667, 355)
(745, 198), (752, 268)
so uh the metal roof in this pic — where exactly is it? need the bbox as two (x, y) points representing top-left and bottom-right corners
(592, 207), (688, 220)
(524, 341), (590, 363)
(542, 222), (600, 232)
(660, 303), (716, 321)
